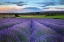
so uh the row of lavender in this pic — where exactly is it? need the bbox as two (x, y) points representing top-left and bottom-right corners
(0, 18), (29, 30)
(0, 18), (64, 42)
(35, 18), (64, 36)
(0, 18), (31, 42)
(30, 20), (64, 42)
(0, 20), (31, 42)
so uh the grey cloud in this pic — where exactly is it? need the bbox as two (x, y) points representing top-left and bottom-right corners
(40, 6), (47, 7)
(45, 2), (55, 6)
(37, 2), (56, 7)
(0, 2), (5, 5)
(40, 0), (64, 7)
(5, 1), (27, 6)
(56, 8), (64, 9)
(0, 2), (8, 5)
(43, 7), (49, 9)
(6, 1), (24, 4)
(59, 0), (64, 5)
(17, 3), (27, 6)
(0, 3), (2, 5)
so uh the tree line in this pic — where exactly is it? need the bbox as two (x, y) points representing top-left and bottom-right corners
(0, 11), (64, 17)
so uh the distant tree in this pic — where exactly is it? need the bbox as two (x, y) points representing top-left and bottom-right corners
(35, 12), (40, 15)
(15, 14), (19, 17)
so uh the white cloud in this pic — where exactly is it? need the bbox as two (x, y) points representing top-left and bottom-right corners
(46, 5), (64, 8)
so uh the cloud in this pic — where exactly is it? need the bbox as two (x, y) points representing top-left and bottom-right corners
(0, 2), (6, 5)
(22, 7), (42, 12)
(36, 0), (64, 7)
(39, 5), (64, 11)
(6, 1), (27, 6)
(0, 5), (26, 11)
(38, 2), (56, 7)
(0, 1), (27, 6)
(46, 5), (64, 8)
(37, 2), (56, 7)
(43, 8), (64, 11)
(38, 2), (55, 6)
(0, 7), (42, 13)
(59, 0), (64, 5)
(0, 6), (64, 13)
(41, 7), (64, 11)
(0, 3), (2, 5)
(39, 0), (64, 7)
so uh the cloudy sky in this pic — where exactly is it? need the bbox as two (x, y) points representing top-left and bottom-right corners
(0, 0), (64, 13)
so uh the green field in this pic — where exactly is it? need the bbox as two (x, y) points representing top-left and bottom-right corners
(18, 15), (64, 19)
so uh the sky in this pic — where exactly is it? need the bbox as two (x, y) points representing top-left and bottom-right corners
(0, 0), (64, 13)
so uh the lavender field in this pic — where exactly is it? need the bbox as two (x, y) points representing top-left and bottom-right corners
(0, 18), (64, 42)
